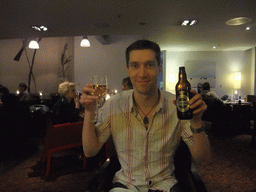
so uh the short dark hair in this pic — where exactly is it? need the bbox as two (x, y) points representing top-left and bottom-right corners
(202, 82), (210, 90)
(125, 40), (161, 67)
(19, 82), (27, 90)
(122, 77), (133, 89)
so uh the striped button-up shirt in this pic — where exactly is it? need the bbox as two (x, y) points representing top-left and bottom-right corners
(95, 90), (193, 192)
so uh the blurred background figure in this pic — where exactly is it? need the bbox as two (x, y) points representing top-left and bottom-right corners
(0, 85), (18, 109)
(197, 83), (202, 94)
(200, 82), (220, 100)
(18, 82), (30, 101)
(122, 77), (133, 91)
(52, 81), (80, 125)
(200, 82), (231, 136)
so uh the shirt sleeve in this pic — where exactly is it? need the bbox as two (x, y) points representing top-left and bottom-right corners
(94, 100), (112, 144)
(180, 120), (193, 146)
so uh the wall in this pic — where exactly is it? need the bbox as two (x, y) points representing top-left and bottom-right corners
(0, 37), (73, 93)
(74, 35), (143, 93)
(165, 49), (254, 98)
(1, 36), (255, 98)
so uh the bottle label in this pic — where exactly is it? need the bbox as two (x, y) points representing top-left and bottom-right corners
(177, 90), (189, 112)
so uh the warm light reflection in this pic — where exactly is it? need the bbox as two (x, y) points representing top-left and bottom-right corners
(105, 94), (110, 100)
(234, 72), (241, 89)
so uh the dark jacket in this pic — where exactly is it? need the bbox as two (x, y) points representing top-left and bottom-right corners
(52, 96), (79, 125)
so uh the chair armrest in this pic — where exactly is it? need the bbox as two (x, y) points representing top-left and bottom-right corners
(86, 156), (121, 192)
(190, 163), (208, 192)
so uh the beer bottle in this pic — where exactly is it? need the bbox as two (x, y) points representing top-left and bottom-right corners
(175, 67), (193, 119)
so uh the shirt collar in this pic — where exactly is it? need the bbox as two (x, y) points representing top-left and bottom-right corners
(129, 89), (164, 114)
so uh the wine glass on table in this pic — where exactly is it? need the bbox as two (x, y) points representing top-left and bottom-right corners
(91, 75), (108, 122)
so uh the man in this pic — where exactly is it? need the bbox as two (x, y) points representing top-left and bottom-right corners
(122, 77), (133, 91)
(80, 40), (210, 192)
(200, 82), (220, 100)
(18, 82), (30, 101)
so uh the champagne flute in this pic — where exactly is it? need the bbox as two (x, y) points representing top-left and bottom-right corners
(91, 75), (108, 122)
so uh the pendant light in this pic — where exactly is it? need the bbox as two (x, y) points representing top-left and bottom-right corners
(80, 36), (90, 47)
(28, 39), (39, 49)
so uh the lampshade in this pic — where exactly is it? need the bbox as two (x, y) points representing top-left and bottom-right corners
(14, 47), (25, 61)
(28, 40), (39, 49)
(80, 36), (90, 47)
(234, 72), (241, 89)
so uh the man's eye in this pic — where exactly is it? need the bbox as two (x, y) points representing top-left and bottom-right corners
(147, 63), (155, 68)
(130, 63), (138, 68)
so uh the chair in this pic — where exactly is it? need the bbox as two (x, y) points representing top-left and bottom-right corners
(41, 120), (86, 176)
(202, 97), (232, 137)
(86, 138), (208, 192)
(247, 95), (256, 104)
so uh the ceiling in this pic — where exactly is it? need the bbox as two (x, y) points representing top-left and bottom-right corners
(0, 0), (256, 51)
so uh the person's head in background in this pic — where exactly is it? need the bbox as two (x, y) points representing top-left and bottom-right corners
(122, 77), (133, 91)
(202, 82), (211, 91)
(0, 86), (10, 101)
(58, 81), (76, 101)
(18, 82), (27, 93)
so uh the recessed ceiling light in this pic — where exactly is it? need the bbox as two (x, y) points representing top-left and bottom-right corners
(31, 25), (49, 32)
(213, 46), (216, 49)
(181, 20), (197, 26)
(226, 17), (251, 26)
(246, 27), (250, 30)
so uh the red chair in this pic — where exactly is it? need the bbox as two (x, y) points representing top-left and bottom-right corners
(41, 120), (86, 176)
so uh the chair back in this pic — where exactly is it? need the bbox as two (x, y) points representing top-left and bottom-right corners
(247, 95), (256, 103)
(44, 121), (83, 151)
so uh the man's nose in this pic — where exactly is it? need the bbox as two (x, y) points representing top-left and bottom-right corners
(138, 66), (147, 76)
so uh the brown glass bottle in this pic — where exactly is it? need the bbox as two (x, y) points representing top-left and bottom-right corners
(175, 67), (193, 119)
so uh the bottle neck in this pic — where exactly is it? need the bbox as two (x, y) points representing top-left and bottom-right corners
(179, 68), (187, 81)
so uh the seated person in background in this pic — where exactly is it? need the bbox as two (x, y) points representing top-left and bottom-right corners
(18, 82), (30, 101)
(200, 82), (231, 136)
(0, 86), (18, 110)
(200, 82), (220, 100)
(122, 77), (133, 90)
(200, 82), (225, 114)
(52, 81), (80, 125)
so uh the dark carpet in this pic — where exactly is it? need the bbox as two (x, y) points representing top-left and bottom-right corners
(0, 134), (256, 192)
(197, 134), (256, 192)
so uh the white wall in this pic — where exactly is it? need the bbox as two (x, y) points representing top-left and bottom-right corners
(165, 49), (254, 98)
(0, 37), (74, 93)
(74, 35), (143, 93)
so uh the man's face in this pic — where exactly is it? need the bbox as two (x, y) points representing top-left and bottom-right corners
(127, 49), (162, 95)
